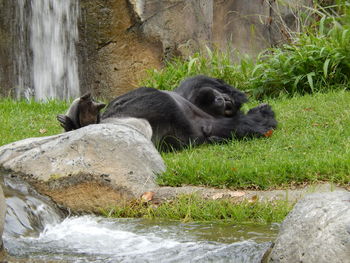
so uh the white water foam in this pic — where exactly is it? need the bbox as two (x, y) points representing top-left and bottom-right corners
(5, 216), (272, 263)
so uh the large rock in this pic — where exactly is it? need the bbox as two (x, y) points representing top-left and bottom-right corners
(0, 185), (5, 254)
(269, 191), (350, 263)
(0, 121), (165, 213)
(78, 0), (163, 98)
(79, 0), (312, 98)
(0, 0), (311, 99)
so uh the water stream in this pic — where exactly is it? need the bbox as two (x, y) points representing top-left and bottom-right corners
(1, 175), (278, 263)
(14, 0), (80, 100)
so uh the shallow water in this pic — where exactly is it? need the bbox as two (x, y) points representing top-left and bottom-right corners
(2, 176), (278, 263)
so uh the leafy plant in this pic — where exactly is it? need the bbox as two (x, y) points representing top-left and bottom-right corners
(249, 7), (350, 98)
(141, 47), (253, 92)
(142, 1), (350, 99)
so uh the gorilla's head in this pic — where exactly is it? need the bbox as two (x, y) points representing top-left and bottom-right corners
(175, 75), (248, 118)
(192, 87), (235, 117)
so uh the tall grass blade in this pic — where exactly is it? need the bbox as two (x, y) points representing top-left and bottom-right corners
(323, 58), (331, 78)
(307, 72), (315, 92)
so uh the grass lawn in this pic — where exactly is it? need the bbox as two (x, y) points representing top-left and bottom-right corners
(103, 194), (292, 224)
(0, 90), (349, 191)
(158, 90), (350, 189)
(0, 99), (68, 146)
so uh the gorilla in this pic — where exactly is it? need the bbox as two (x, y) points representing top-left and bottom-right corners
(57, 92), (106, 132)
(174, 75), (248, 117)
(102, 86), (277, 151)
(174, 74), (277, 139)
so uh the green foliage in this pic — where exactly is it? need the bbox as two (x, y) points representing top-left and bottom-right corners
(142, 2), (350, 98)
(0, 98), (68, 146)
(103, 194), (292, 224)
(1, 91), (349, 190)
(141, 47), (253, 92)
(249, 13), (350, 98)
(158, 90), (350, 189)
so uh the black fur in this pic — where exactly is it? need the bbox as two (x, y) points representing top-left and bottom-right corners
(175, 75), (248, 117)
(57, 93), (106, 132)
(174, 74), (277, 137)
(102, 86), (277, 151)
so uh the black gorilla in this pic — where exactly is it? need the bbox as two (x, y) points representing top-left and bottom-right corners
(174, 75), (248, 117)
(102, 86), (277, 151)
(174, 74), (277, 138)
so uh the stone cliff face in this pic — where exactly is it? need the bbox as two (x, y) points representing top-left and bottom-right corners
(0, 0), (310, 99)
(78, 0), (163, 99)
(0, 0), (16, 98)
(78, 0), (310, 99)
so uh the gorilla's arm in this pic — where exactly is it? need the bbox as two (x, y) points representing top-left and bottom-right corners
(231, 104), (277, 138)
(56, 114), (78, 132)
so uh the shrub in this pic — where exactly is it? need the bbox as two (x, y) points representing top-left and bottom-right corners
(141, 47), (253, 92)
(142, 1), (350, 99)
(249, 9), (350, 98)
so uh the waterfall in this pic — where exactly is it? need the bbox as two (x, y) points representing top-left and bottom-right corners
(14, 0), (32, 99)
(15, 0), (80, 101)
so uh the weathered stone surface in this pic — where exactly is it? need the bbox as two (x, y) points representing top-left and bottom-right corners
(269, 0), (313, 45)
(0, 1), (16, 97)
(213, 0), (271, 56)
(0, 185), (5, 253)
(78, 0), (312, 98)
(268, 191), (350, 263)
(134, 0), (213, 56)
(155, 183), (348, 203)
(78, 0), (163, 99)
(0, 121), (165, 213)
(0, 0), (311, 98)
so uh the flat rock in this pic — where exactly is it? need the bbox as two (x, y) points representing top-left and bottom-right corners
(268, 191), (350, 263)
(155, 183), (347, 203)
(0, 123), (165, 213)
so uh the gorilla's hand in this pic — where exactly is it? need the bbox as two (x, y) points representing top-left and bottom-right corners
(57, 114), (77, 132)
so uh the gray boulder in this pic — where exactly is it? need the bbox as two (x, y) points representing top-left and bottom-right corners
(0, 121), (165, 213)
(269, 191), (350, 263)
(0, 185), (5, 253)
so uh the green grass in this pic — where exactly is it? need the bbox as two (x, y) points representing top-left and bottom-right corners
(0, 98), (68, 146)
(1, 90), (348, 190)
(103, 194), (292, 224)
(141, 47), (252, 92)
(158, 90), (350, 189)
(142, 47), (246, 90)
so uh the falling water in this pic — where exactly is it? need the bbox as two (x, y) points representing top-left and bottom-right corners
(14, 0), (32, 99)
(15, 0), (80, 100)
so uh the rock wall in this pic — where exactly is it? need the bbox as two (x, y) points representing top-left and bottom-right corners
(79, 0), (311, 99)
(0, 1), (15, 97)
(0, 0), (311, 99)
(78, 0), (163, 99)
(0, 185), (5, 254)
